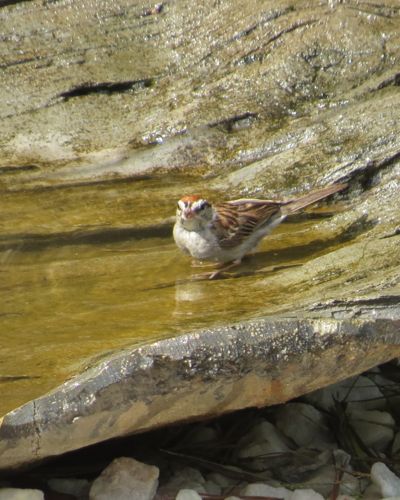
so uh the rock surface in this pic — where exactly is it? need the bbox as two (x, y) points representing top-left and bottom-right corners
(0, 0), (399, 472)
(1, 317), (400, 469)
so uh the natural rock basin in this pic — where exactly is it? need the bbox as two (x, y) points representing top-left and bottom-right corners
(0, 0), (399, 469)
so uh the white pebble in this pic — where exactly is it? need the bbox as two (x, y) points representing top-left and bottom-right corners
(240, 483), (291, 499)
(290, 489), (324, 500)
(157, 467), (206, 496)
(175, 489), (202, 500)
(158, 481), (205, 497)
(371, 462), (400, 498)
(89, 456), (159, 500)
(0, 489), (44, 500)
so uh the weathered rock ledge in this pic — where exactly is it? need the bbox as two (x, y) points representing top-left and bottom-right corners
(1, 316), (399, 470)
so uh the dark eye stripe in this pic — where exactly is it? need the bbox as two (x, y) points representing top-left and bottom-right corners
(199, 201), (210, 210)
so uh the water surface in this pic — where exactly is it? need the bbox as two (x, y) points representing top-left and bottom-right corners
(0, 173), (348, 415)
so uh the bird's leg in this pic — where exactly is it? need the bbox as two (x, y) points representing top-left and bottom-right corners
(193, 259), (242, 280)
(208, 259), (242, 279)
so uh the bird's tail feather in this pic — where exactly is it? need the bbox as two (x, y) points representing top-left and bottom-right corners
(281, 183), (347, 214)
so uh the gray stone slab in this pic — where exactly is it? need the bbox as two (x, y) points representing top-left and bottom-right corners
(0, 316), (399, 469)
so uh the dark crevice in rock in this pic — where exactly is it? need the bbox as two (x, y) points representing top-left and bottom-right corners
(380, 228), (400, 240)
(199, 8), (295, 66)
(0, 55), (49, 70)
(0, 223), (173, 252)
(376, 72), (400, 90)
(57, 79), (155, 100)
(231, 7), (295, 42)
(264, 19), (318, 45)
(307, 298), (400, 320)
(347, 3), (400, 19)
(208, 112), (259, 132)
(235, 19), (317, 66)
(310, 296), (400, 312)
(339, 150), (400, 191)
(374, 149), (400, 169)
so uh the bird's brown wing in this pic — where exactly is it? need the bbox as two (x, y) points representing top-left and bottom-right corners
(213, 200), (283, 248)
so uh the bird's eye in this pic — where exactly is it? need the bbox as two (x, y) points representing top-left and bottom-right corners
(197, 201), (208, 211)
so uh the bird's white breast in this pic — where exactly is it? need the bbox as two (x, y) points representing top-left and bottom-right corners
(173, 222), (220, 261)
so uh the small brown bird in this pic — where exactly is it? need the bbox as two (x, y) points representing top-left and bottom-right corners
(173, 183), (347, 278)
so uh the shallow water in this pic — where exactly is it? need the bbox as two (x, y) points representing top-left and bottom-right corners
(0, 172), (348, 415)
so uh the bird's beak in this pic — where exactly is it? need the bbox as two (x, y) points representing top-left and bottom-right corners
(183, 208), (195, 219)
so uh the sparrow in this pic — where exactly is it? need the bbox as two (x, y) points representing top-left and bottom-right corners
(173, 183), (347, 279)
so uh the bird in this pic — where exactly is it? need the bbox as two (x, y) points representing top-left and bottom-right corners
(173, 183), (347, 279)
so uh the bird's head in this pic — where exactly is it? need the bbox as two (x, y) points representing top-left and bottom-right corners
(176, 195), (213, 229)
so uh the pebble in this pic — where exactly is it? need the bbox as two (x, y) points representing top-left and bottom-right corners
(301, 464), (359, 498)
(205, 472), (238, 489)
(371, 462), (400, 498)
(240, 483), (292, 499)
(305, 375), (384, 412)
(175, 490), (202, 500)
(275, 402), (334, 449)
(156, 467), (206, 497)
(203, 479), (221, 495)
(0, 489), (44, 500)
(48, 477), (90, 498)
(241, 483), (325, 500)
(290, 489), (324, 500)
(238, 419), (290, 468)
(347, 409), (395, 451)
(89, 456), (159, 500)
